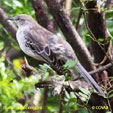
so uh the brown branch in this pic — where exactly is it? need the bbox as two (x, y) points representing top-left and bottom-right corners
(45, 0), (96, 72)
(89, 63), (112, 75)
(41, 87), (48, 113)
(0, 8), (17, 39)
(6, 57), (21, 80)
(32, 0), (55, 33)
(76, 8), (83, 31)
(59, 90), (65, 113)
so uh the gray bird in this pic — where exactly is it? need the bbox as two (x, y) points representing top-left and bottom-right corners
(7, 14), (104, 96)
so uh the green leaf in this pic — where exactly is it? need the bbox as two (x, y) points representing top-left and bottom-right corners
(64, 60), (79, 68)
(71, 7), (80, 12)
(108, 94), (113, 98)
(97, 38), (104, 42)
(105, 9), (113, 19)
(79, 87), (90, 95)
(107, 35), (113, 40)
(77, 108), (89, 113)
(0, 42), (4, 50)
(65, 90), (70, 99)
(13, 0), (23, 8)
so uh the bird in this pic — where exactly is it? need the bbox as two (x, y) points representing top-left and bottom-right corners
(7, 14), (104, 96)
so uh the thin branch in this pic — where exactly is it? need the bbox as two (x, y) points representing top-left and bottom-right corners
(72, 1), (77, 7)
(76, 8), (83, 31)
(6, 57), (21, 80)
(59, 90), (65, 113)
(89, 63), (112, 75)
(41, 87), (48, 113)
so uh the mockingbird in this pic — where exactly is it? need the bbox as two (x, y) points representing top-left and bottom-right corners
(7, 14), (104, 96)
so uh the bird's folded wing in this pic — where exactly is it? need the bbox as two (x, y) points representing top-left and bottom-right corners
(23, 31), (64, 74)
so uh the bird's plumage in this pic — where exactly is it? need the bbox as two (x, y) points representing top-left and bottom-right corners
(8, 14), (105, 96)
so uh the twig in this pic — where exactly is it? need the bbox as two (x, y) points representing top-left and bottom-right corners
(41, 87), (48, 113)
(6, 57), (21, 80)
(72, 1), (77, 7)
(89, 63), (112, 75)
(76, 8), (83, 31)
(59, 89), (65, 113)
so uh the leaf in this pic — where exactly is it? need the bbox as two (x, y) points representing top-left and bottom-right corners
(77, 108), (89, 113)
(97, 38), (104, 42)
(79, 87), (90, 95)
(13, 0), (23, 8)
(71, 7), (80, 12)
(64, 60), (79, 68)
(107, 35), (113, 40)
(65, 90), (70, 99)
(105, 9), (113, 19)
(0, 42), (4, 50)
(108, 94), (113, 98)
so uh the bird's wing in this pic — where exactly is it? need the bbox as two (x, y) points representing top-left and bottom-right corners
(23, 30), (64, 74)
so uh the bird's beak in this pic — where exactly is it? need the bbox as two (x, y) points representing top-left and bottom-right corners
(6, 17), (16, 21)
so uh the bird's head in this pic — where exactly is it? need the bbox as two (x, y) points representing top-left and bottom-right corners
(7, 14), (36, 27)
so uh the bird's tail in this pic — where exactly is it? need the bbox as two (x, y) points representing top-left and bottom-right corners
(75, 63), (105, 96)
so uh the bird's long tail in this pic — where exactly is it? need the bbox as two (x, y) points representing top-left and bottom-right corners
(75, 63), (105, 96)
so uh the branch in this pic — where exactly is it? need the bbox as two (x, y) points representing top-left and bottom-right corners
(76, 8), (83, 31)
(32, 0), (55, 33)
(59, 90), (65, 113)
(45, 0), (96, 72)
(41, 87), (48, 113)
(89, 63), (112, 75)
(0, 8), (17, 39)
(6, 57), (21, 80)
